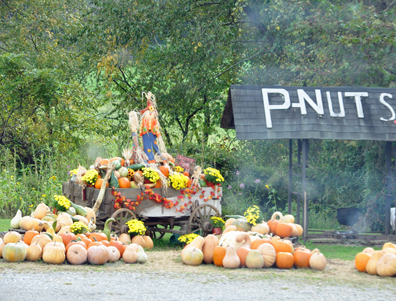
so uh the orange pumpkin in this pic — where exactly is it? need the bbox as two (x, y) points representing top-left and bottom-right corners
(87, 232), (108, 242)
(251, 238), (272, 250)
(118, 177), (131, 188)
(276, 223), (293, 238)
(294, 247), (312, 268)
(202, 235), (219, 264)
(213, 246), (226, 267)
(355, 252), (372, 272)
(59, 232), (76, 248)
(273, 239), (294, 254)
(23, 230), (39, 246)
(101, 240), (110, 247)
(87, 241), (104, 249)
(95, 178), (109, 189)
(66, 240), (87, 254)
(110, 240), (124, 257)
(183, 171), (190, 177)
(236, 247), (250, 267)
(99, 159), (110, 165)
(276, 252), (294, 269)
(159, 166), (169, 177)
(153, 180), (162, 188)
(267, 212), (282, 234)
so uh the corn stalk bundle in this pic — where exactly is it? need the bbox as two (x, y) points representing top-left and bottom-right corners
(76, 165), (87, 188)
(93, 163), (114, 214)
(128, 110), (149, 164)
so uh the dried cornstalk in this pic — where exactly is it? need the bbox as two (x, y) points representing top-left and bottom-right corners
(92, 164), (114, 214)
(76, 165), (87, 188)
(191, 165), (202, 188)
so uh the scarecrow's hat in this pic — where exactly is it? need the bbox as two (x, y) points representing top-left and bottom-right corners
(140, 92), (156, 115)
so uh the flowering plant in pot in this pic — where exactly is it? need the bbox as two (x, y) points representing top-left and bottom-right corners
(210, 216), (225, 234)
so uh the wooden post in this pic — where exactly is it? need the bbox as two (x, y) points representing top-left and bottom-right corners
(296, 139), (302, 225)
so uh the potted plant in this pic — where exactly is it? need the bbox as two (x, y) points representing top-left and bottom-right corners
(203, 167), (224, 188)
(210, 216), (225, 235)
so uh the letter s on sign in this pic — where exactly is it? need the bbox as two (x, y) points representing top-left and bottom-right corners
(379, 93), (395, 122)
(262, 89), (291, 128)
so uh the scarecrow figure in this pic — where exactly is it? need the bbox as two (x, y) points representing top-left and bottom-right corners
(140, 92), (161, 163)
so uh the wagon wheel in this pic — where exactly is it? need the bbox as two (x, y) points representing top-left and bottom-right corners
(147, 224), (175, 240)
(188, 204), (221, 236)
(109, 208), (136, 236)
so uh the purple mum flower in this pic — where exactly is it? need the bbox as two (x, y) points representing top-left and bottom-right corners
(236, 171), (240, 176)
(239, 193), (243, 195)
(239, 183), (245, 189)
(255, 179), (260, 184)
(227, 185), (232, 190)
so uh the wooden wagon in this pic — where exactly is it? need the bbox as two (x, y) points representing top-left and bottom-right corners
(62, 181), (222, 238)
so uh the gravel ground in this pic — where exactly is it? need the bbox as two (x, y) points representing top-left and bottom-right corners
(0, 268), (395, 301)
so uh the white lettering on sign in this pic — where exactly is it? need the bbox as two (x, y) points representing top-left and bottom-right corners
(344, 92), (368, 118)
(261, 88), (394, 129)
(379, 93), (395, 122)
(326, 91), (345, 117)
(293, 89), (324, 115)
(262, 88), (291, 128)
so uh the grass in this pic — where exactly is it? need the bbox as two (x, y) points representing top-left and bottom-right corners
(0, 219), (10, 232)
(305, 241), (380, 261)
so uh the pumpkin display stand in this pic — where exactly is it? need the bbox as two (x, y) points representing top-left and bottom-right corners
(62, 181), (222, 238)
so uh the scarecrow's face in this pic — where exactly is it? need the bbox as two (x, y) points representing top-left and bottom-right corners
(144, 107), (156, 120)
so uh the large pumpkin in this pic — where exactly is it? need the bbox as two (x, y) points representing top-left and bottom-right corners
(87, 244), (109, 265)
(355, 252), (372, 272)
(257, 243), (276, 268)
(4, 231), (22, 244)
(2, 241), (27, 262)
(26, 244), (42, 262)
(31, 234), (52, 250)
(232, 219), (251, 232)
(309, 249), (327, 270)
(376, 253), (396, 277)
(182, 247), (204, 266)
(251, 222), (269, 235)
(273, 239), (294, 254)
(42, 242), (65, 264)
(294, 247), (312, 268)
(366, 251), (384, 275)
(276, 252), (294, 269)
(67, 244), (88, 265)
(275, 223), (293, 238)
(159, 166), (169, 178)
(236, 246), (250, 267)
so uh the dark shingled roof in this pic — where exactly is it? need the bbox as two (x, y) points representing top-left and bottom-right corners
(221, 85), (396, 141)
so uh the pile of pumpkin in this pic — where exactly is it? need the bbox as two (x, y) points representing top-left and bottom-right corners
(0, 229), (152, 265)
(10, 202), (97, 234)
(180, 214), (326, 270)
(228, 211), (304, 238)
(354, 242), (396, 277)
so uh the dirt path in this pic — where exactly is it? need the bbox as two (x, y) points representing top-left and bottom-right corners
(0, 250), (395, 300)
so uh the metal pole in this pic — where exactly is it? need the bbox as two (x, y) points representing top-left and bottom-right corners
(385, 141), (392, 235)
(296, 139), (302, 225)
(288, 139), (293, 214)
(302, 139), (308, 241)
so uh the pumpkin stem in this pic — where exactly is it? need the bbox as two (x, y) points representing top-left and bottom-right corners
(271, 211), (283, 221)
